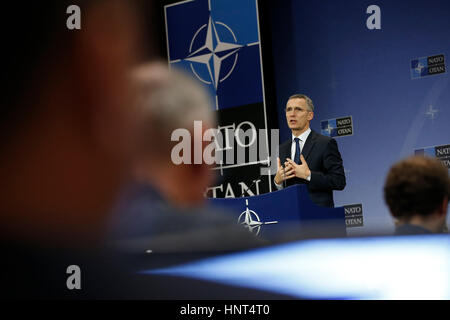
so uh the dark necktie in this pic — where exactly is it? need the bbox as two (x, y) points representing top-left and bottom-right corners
(294, 137), (301, 164)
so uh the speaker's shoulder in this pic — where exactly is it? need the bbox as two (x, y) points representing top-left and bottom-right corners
(311, 130), (333, 144)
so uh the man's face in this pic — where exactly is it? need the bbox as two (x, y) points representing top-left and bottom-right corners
(286, 98), (314, 133)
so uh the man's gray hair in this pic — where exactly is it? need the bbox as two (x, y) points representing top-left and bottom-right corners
(131, 62), (216, 155)
(133, 62), (215, 130)
(288, 94), (315, 112)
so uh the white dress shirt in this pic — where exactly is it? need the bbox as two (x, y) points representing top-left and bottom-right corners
(274, 128), (312, 190)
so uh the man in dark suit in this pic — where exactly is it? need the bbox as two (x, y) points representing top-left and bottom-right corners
(274, 94), (346, 207)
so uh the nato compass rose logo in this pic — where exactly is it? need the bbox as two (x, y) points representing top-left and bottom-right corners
(238, 199), (277, 236)
(185, 16), (242, 92)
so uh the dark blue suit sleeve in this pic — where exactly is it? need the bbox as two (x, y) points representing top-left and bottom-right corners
(308, 138), (346, 191)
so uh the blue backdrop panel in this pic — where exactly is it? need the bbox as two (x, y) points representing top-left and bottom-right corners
(165, 0), (264, 110)
(165, 0), (273, 197)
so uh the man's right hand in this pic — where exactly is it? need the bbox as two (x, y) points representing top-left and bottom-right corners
(274, 157), (295, 185)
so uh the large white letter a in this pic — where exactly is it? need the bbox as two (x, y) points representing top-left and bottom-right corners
(366, 5), (381, 30)
(66, 5), (81, 30)
(66, 265), (81, 290)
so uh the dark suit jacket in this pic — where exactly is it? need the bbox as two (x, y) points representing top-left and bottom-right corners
(109, 181), (266, 253)
(277, 129), (346, 207)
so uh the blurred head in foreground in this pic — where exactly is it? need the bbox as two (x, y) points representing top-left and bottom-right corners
(108, 63), (266, 253)
(384, 156), (449, 234)
(0, 0), (143, 246)
(130, 62), (216, 207)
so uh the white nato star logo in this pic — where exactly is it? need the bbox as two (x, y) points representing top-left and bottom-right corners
(425, 104), (439, 120)
(238, 200), (277, 236)
(324, 123), (334, 136)
(185, 16), (242, 90)
(415, 62), (425, 74)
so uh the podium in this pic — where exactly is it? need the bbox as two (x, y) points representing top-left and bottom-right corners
(208, 184), (346, 239)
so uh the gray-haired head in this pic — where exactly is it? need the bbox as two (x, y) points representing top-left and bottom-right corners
(131, 62), (216, 157)
(287, 94), (315, 112)
(130, 62), (217, 206)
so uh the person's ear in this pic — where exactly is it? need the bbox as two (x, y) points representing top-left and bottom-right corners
(308, 111), (314, 121)
(439, 196), (449, 216)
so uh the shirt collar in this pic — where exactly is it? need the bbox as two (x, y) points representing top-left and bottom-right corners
(292, 127), (311, 143)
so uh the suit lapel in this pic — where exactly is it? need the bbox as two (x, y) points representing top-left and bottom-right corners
(301, 130), (317, 160)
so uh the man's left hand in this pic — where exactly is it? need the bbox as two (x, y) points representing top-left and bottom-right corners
(286, 155), (311, 180)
